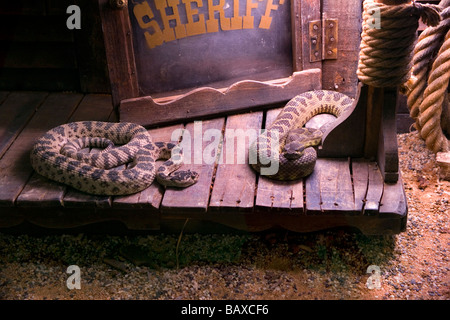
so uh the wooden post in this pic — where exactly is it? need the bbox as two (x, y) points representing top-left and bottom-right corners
(364, 86), (383, 159)
(98, 0), (139, 110)
(363, 85), (399, 183)
(319, 83), (366, 158)
(378, 86), (399, 183)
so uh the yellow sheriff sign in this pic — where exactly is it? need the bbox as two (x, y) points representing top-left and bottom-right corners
(133, 0), (286, 49)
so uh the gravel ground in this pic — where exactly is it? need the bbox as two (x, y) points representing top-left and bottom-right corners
(0, 131), (449, 300)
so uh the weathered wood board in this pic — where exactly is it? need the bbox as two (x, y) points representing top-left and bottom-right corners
(0, 93), (83, 207)
(321, 0), (362, 98)
(319, 83), (366, 158)
(305, 158), (355, 214)
(16, 94), (114, 208)
(255, 108), (304, 212)
(0, 92), (408, 234)
(0, 0), (408, 235)
(120, 69), (321, 127)
(161, 117), (225, 216)
(0, 92), (48, 159)
(209, 112), (263, 212)
(351, 159), (384, 215)
(98, 0), (139, 105)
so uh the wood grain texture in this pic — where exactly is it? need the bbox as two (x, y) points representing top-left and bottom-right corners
(364, 162), (384, 215)
(305, 158), (355, 214)
(0, 92), (409, 235)
(161, 118), (225, 216)
(377, 86), (399, 183)
(318, 158), (354, 212)
(352, 159), (369, 213)
(0, 93), (83, 207)
(17, 94), (113, 208)
(0, 92), (47, 159)
(16, 171), (67, 208)
(290, 0), (302, 71)
(364, 85), (383, 159)
(98, 0), (139, 108)
(255, 108), (304, 213)
(120, 69), (321, 127)
(351, 159), (384, 215)
(319, 83), (366, 158)
(291, 0), (321, 71)
(243, 212), (406, 235)
(379, 174), (408, 221)
(209, 112), (264, 212)
(321, 0), (362, 98)
(301, 0), (322, 70)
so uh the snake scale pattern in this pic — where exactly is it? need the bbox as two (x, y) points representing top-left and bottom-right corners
(30, 90), (353, 196)
(30, 121), (199, 195)
(249, 90), (354, 180)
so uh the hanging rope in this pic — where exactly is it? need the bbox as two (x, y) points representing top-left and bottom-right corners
(419, 30), (450, 153)
(357, 0), (441, 87)
(406, 1), (450, 154)
(406, 4), (450, 127)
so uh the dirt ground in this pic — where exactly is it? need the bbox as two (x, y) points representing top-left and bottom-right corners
(0, 131), (448, 300)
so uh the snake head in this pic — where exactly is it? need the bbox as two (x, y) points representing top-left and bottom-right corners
(186, 170), (200, 185)
(166, 170), (199, 187)
(282, 141), (305, 160)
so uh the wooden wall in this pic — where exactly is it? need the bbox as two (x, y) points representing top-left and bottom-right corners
(0, 0), (110, 93)
(321, 0), (362, 99)
(1, 0), (443, 133)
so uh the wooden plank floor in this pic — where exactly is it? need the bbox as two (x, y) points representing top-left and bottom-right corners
(0, 92), (408, 234)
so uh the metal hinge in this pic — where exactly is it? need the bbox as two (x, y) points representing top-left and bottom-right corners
(309, 18), (338, 62)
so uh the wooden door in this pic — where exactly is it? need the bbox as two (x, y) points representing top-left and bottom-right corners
(99, 0), (362, 127)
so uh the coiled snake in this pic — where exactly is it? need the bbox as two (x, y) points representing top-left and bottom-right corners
(31, 90), (352, 195)
(30, 121), (199, 195)
(249, 90), (354, 180)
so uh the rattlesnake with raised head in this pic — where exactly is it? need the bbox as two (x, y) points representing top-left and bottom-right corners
(31, 90), (353, 195)
(249, 90), (354, 180)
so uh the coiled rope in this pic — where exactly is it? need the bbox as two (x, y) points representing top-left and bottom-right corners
(357, 0), (441, 88)
(358, 0), (450, 156)
(406, 0), (450, 154)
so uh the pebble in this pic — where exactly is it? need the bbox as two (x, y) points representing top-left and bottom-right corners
(0, 132), (448, 300)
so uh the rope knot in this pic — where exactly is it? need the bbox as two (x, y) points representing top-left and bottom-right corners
(412, 1), (441, 27)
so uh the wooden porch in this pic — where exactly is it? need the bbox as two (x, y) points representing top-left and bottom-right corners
(0, 91), (407, 235)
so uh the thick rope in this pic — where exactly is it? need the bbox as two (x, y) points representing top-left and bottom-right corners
(418, 29), (450, 153)
(405, 1), (450, 153)
(357, 0), (441, 87)
(406, 3), (450, 131)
